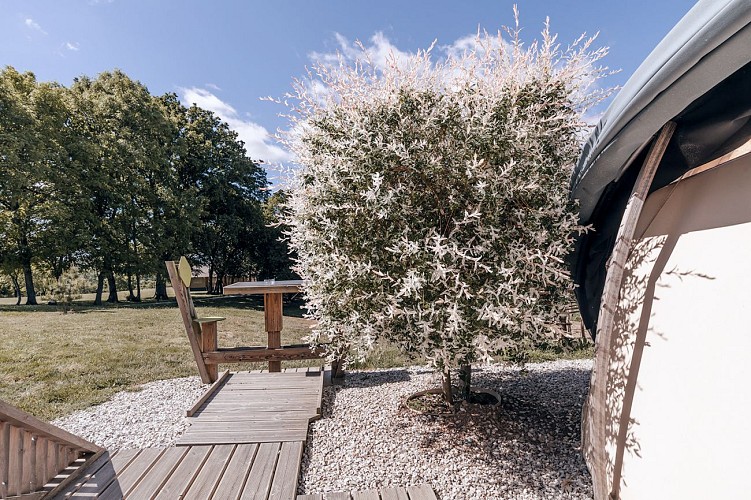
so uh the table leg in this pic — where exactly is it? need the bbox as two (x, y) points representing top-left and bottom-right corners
(264, 292), (283, 372)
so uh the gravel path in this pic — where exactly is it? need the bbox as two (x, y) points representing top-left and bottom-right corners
(52, 376), (207, 450)
(300, 359), (593, 499)
(52, 359), (593, 499)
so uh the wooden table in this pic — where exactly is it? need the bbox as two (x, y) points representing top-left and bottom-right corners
(222, 280), (303, 372)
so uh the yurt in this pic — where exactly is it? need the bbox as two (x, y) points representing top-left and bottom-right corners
(570, 1), (751, 498)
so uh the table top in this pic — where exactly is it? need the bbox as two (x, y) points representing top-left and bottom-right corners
(222, 280), (304, 295)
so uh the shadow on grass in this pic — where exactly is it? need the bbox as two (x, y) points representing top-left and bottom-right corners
(0, 294), (309, 317)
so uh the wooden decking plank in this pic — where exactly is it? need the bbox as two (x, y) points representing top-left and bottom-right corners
(268, 441), (303, 499)
(47, 450), (114, 499)
(182, 444), (234, 500)
(380, 486), (409, 500)
(153, 446), (212, 500)
(98, 447), (164, 500)
(405, 484), (438, 500)
(186, 371), (231, 417)
(124, 446), (187, 499)
(177, 428), (307, 446)
(324, 492), (352, 500)
(211, 443), (258, 499)
(240, 442), (280, 499)
(297, 495), (324, 500)
(352, 489), (380, 500)
(65, 448), (138, 498)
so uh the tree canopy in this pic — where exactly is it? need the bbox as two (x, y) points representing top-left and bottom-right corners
(0, 66), (292, 304)
(281, 23), (609, 402)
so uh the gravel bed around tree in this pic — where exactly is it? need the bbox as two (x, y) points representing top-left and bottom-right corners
(52, 376), (207, 450)
(299, 359), (594, 499)
(51, 360), (593, 499)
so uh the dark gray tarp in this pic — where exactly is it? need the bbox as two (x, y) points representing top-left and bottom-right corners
(570, 0), (751, 333)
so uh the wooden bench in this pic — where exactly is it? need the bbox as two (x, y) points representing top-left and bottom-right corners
(166, 257), (329, 383)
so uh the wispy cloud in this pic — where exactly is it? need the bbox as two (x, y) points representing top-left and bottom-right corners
(309, 31), (413, 71)
(24, 18), (47, 35)
(179, 87), (292, 164)
(205, 83), (221, 91)
(65, 41), (80, 51)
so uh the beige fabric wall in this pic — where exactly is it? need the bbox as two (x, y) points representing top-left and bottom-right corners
(585, 152), (751, 498)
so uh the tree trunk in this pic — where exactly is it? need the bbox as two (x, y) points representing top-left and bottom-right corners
(106, 271), (118, 302)
(154, 272), (168, 301)
(441, 369), (453, 405)
(94, 271), (105, 305)
(459, 364), (472, 401)
(127, 272), (136, 301)
(22, 264), (37, 306)
(135, 273), (142, 302)
(10, 274), (22, 306)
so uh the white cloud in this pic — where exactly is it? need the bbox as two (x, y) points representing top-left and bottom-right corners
(24, 18), (47, 35)
(205, 82), (221, 91)
(309, 31), (413, 72)
(65, 41), (79, 51)
(179, 87), (292, 164)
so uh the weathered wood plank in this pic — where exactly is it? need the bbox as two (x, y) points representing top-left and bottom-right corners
(212, 444), (257, 499)
(45, 449), (110, 499)
(182, 444), (234, 500)
(380, 486), (409, 500)
(203, 345), (325, 363)
(405, 484), (438, 500)
(0, 401), (101, 454)
(324, 492), (352, 500)
(98, 447), (163, 499)
(21, 432), (35, 493)
(65, 448), (138, 498)
(34, 436), (46, 492)
(124, 446), (187, 499)
(153, 445), (212, 500)
(177, 428), (307, 446)
(268, 441), (303, 499)
(297, 494), (325, 500)
(166, 260), (213, 383)
(240, 442), (280, 499)
(186, 370), (231, 417)
(352, 489), (380, 500)
(0, 422), (9, 498)
(8, 425), (23, 496)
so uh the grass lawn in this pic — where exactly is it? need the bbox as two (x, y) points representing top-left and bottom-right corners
(0, 289), (591, 421)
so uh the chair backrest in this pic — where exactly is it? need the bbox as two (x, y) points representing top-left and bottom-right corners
(165, 257), (214, 383)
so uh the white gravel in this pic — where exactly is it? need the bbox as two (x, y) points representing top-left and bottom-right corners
(300, 359), (594, 499)
(52, 376), (207, 450)
(52, 360), (594, 499)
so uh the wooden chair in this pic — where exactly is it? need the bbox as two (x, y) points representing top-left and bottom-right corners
(166, 257), (331, 383)
(165, 257), (225, 383)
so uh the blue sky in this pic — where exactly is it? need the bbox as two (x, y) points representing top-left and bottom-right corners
(2, 0), (697, 170)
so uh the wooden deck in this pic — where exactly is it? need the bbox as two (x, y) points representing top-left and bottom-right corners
(177, 369), (323, 446)
(50, 368), (324, 499)
(297, 484), (438, 500)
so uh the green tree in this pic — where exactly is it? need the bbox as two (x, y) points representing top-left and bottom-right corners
(69, 70), (173, 304)
(0, 67), (72, 305)
(180, 105), (269, 293)
(282, 24), (609, 403)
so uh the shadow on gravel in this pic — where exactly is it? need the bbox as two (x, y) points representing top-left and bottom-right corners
(401, 366), (593, 496)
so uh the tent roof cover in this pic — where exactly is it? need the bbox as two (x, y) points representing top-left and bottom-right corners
(570, 0), (751, 333)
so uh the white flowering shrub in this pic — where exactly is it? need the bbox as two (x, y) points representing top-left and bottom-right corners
(281, 19), (608, 401)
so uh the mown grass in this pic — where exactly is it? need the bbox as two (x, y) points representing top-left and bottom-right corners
(0, 291), (592, 421)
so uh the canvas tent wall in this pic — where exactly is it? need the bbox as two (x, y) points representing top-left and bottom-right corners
(569, 0), (751, 498)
